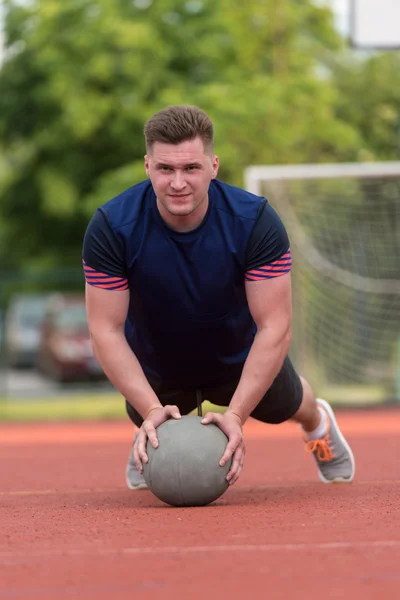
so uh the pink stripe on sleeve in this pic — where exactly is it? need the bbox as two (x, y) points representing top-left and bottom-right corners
(245, 248), (292, 281)
(82, 259), (128, 290)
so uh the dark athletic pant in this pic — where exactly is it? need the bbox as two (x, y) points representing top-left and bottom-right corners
(126, 356), (303, 428)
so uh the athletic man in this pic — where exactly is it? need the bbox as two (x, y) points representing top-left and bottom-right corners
(83, 105), (355, 489)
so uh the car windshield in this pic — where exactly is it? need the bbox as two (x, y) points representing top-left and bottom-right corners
(15, 299), (48, 329)
(54, 305), (88, 332)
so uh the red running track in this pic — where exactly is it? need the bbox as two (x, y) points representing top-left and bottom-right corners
(1, 408), (400, 599)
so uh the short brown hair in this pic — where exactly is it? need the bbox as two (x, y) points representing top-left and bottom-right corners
(144, 105), (214, 153)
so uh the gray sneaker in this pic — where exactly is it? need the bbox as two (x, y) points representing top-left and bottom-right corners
(305, 398), (355, 483)
(125, 435), (148, 491)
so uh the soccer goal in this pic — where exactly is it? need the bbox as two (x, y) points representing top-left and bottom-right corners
(244, 162), (400, 406)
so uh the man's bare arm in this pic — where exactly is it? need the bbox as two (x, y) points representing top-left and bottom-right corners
(202, 272), (292, 483)
(226, 273), (292, 424)
(85, 283), (162, 418)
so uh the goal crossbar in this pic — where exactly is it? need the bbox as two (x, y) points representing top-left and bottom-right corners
(244, 161), (400, 195)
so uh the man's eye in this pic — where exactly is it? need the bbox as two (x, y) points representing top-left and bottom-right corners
(161, 166), (171, 171)
(186, 166), (197, 171)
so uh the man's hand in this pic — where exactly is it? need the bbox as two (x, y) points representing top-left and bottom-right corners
(134, 405), (181, 472)
(200, 411), (245, 485)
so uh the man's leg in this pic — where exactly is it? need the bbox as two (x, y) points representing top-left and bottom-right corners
(290, 375), (320, 431)
(204, 357), (355, 483)
(291, 375), (355, 483)
(249, 358), (355, 483)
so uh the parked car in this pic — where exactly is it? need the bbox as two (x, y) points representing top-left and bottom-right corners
(36, 294), (104, 382)
(5, 294), (51, 368)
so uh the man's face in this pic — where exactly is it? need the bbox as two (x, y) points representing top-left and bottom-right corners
(144, 137), (219, 225)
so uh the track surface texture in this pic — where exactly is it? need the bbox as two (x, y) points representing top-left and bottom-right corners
(1, 408), (400, 599)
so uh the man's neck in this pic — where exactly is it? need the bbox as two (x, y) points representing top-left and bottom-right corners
(156, 196), (209, 233)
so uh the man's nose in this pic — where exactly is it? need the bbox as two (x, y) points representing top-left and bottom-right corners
(171, 171), (186, 190)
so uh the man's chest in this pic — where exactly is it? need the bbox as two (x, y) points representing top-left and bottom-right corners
(127, 230), (245, 318)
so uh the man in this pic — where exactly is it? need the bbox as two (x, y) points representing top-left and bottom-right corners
(83, 105), (355, 490)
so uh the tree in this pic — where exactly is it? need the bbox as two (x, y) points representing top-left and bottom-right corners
(0, 0), (360, 272)
(332, 51), (400, 160)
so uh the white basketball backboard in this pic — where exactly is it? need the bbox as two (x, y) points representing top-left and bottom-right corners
(351, 0), (400, 48)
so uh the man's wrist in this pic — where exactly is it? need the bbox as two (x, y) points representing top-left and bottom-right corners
(225, 409), (244, 426)
(144, 404), (163, 420)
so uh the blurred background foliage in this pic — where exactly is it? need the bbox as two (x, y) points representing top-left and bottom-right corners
(0, 0), (399, 275)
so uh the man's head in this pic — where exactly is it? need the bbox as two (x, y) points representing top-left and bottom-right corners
(144, 106), (219, 231)
(144, 105), (214, 154)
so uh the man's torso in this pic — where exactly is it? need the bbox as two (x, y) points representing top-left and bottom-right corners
(83, 179), (290, 386)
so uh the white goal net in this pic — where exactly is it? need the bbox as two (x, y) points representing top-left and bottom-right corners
(244, 162), (400, 405)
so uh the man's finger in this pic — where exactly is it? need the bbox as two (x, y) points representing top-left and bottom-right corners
(219, 437), (240, 467)
(165, 405), (181, 420)
(229, 466), (242, 486)
(137, 431), (150, 465)
(230, 446), (246, 485)
(226, 447), (243, 483)
(201, 412), (218, 425)
(228, 460), (243, 485)
(133, 441), (143, 473)
(144, 423), (158, 449)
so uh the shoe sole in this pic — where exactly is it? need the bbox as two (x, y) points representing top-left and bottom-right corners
(316, 398), (356, 484)
(126, 482), (148, 491)
(126, 475), (148, 491)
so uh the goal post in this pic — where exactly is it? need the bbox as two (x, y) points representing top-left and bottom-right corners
(244, 162), (400, 406)
(244, 162), (400, 195)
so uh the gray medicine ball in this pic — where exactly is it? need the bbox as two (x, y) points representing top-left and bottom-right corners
(143, 415), (232, 507)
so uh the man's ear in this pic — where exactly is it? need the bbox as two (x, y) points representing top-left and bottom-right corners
(144, 155), (150, 178)
(211, 155), (219, 180)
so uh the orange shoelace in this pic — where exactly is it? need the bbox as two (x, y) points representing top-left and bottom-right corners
(305, 435), (335, 462)
(305, 412), (335, 462)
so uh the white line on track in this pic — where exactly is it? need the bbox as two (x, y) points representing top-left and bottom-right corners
(1, 540), (400, 560)
(1, 479), (400, 496)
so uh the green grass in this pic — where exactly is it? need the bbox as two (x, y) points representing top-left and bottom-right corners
(318, 384), (393, 405)
(0, 393), (125, 422)
(0, 384), (394, 423)
(0, 394), (225, 422)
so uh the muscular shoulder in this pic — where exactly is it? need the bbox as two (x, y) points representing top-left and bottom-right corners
(82, 180), (154, 284)
(101, 179), (154, 231)
(210, 180), (264, 221)
(245, 200), (291, 278)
